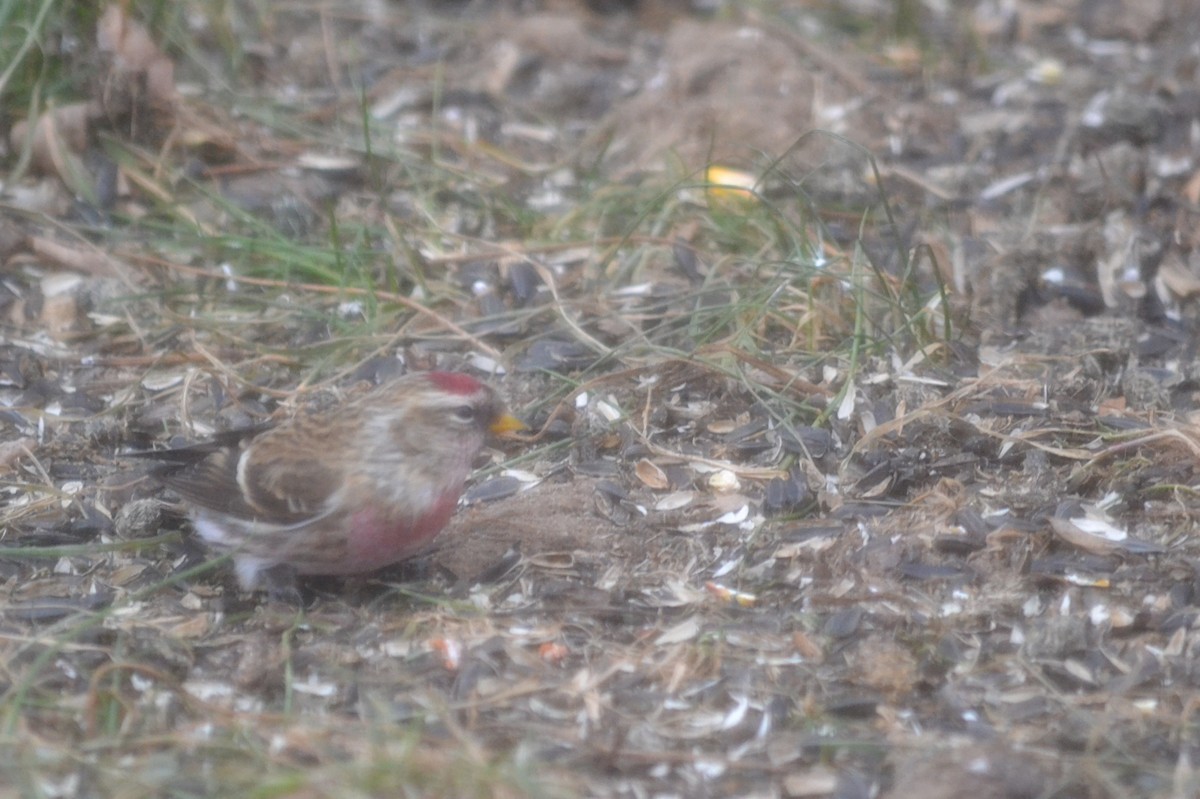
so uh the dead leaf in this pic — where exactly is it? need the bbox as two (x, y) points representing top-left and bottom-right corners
(654, 615), (701, 645)
(9, 102), (95, 184)
(635, 458), (670, 489)
(1155, 251), (1200, 300)
(1049, 516), (1164, 555)
(1184, 168), (1200, 206)
(96, 4), (177, 109)
(169, 613), (212, 639)
(29, 235), (129, 278)
(0, 437), (35, 472)
(791, 631), (825, 663)
(783, 767), (839, 797)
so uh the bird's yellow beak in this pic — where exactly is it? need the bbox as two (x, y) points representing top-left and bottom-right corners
(490, 412), (528, 436)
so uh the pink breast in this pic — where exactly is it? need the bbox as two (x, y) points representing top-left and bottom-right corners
(344, 491), (460, 572)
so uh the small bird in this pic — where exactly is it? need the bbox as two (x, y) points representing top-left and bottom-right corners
(153, 371), (525, 594)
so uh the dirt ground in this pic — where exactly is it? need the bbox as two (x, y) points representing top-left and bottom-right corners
(5, 1), (1200, 797)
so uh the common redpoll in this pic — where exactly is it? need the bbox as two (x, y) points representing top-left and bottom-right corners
(156, 371), (525, 592)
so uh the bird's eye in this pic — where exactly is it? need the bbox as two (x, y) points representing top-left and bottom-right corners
(451, 404), (477, 423)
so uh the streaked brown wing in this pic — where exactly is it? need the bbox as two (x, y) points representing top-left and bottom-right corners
(239, 447), (343, 522)
(165, 444), (343, 525)
(163, 449), (261, 518)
